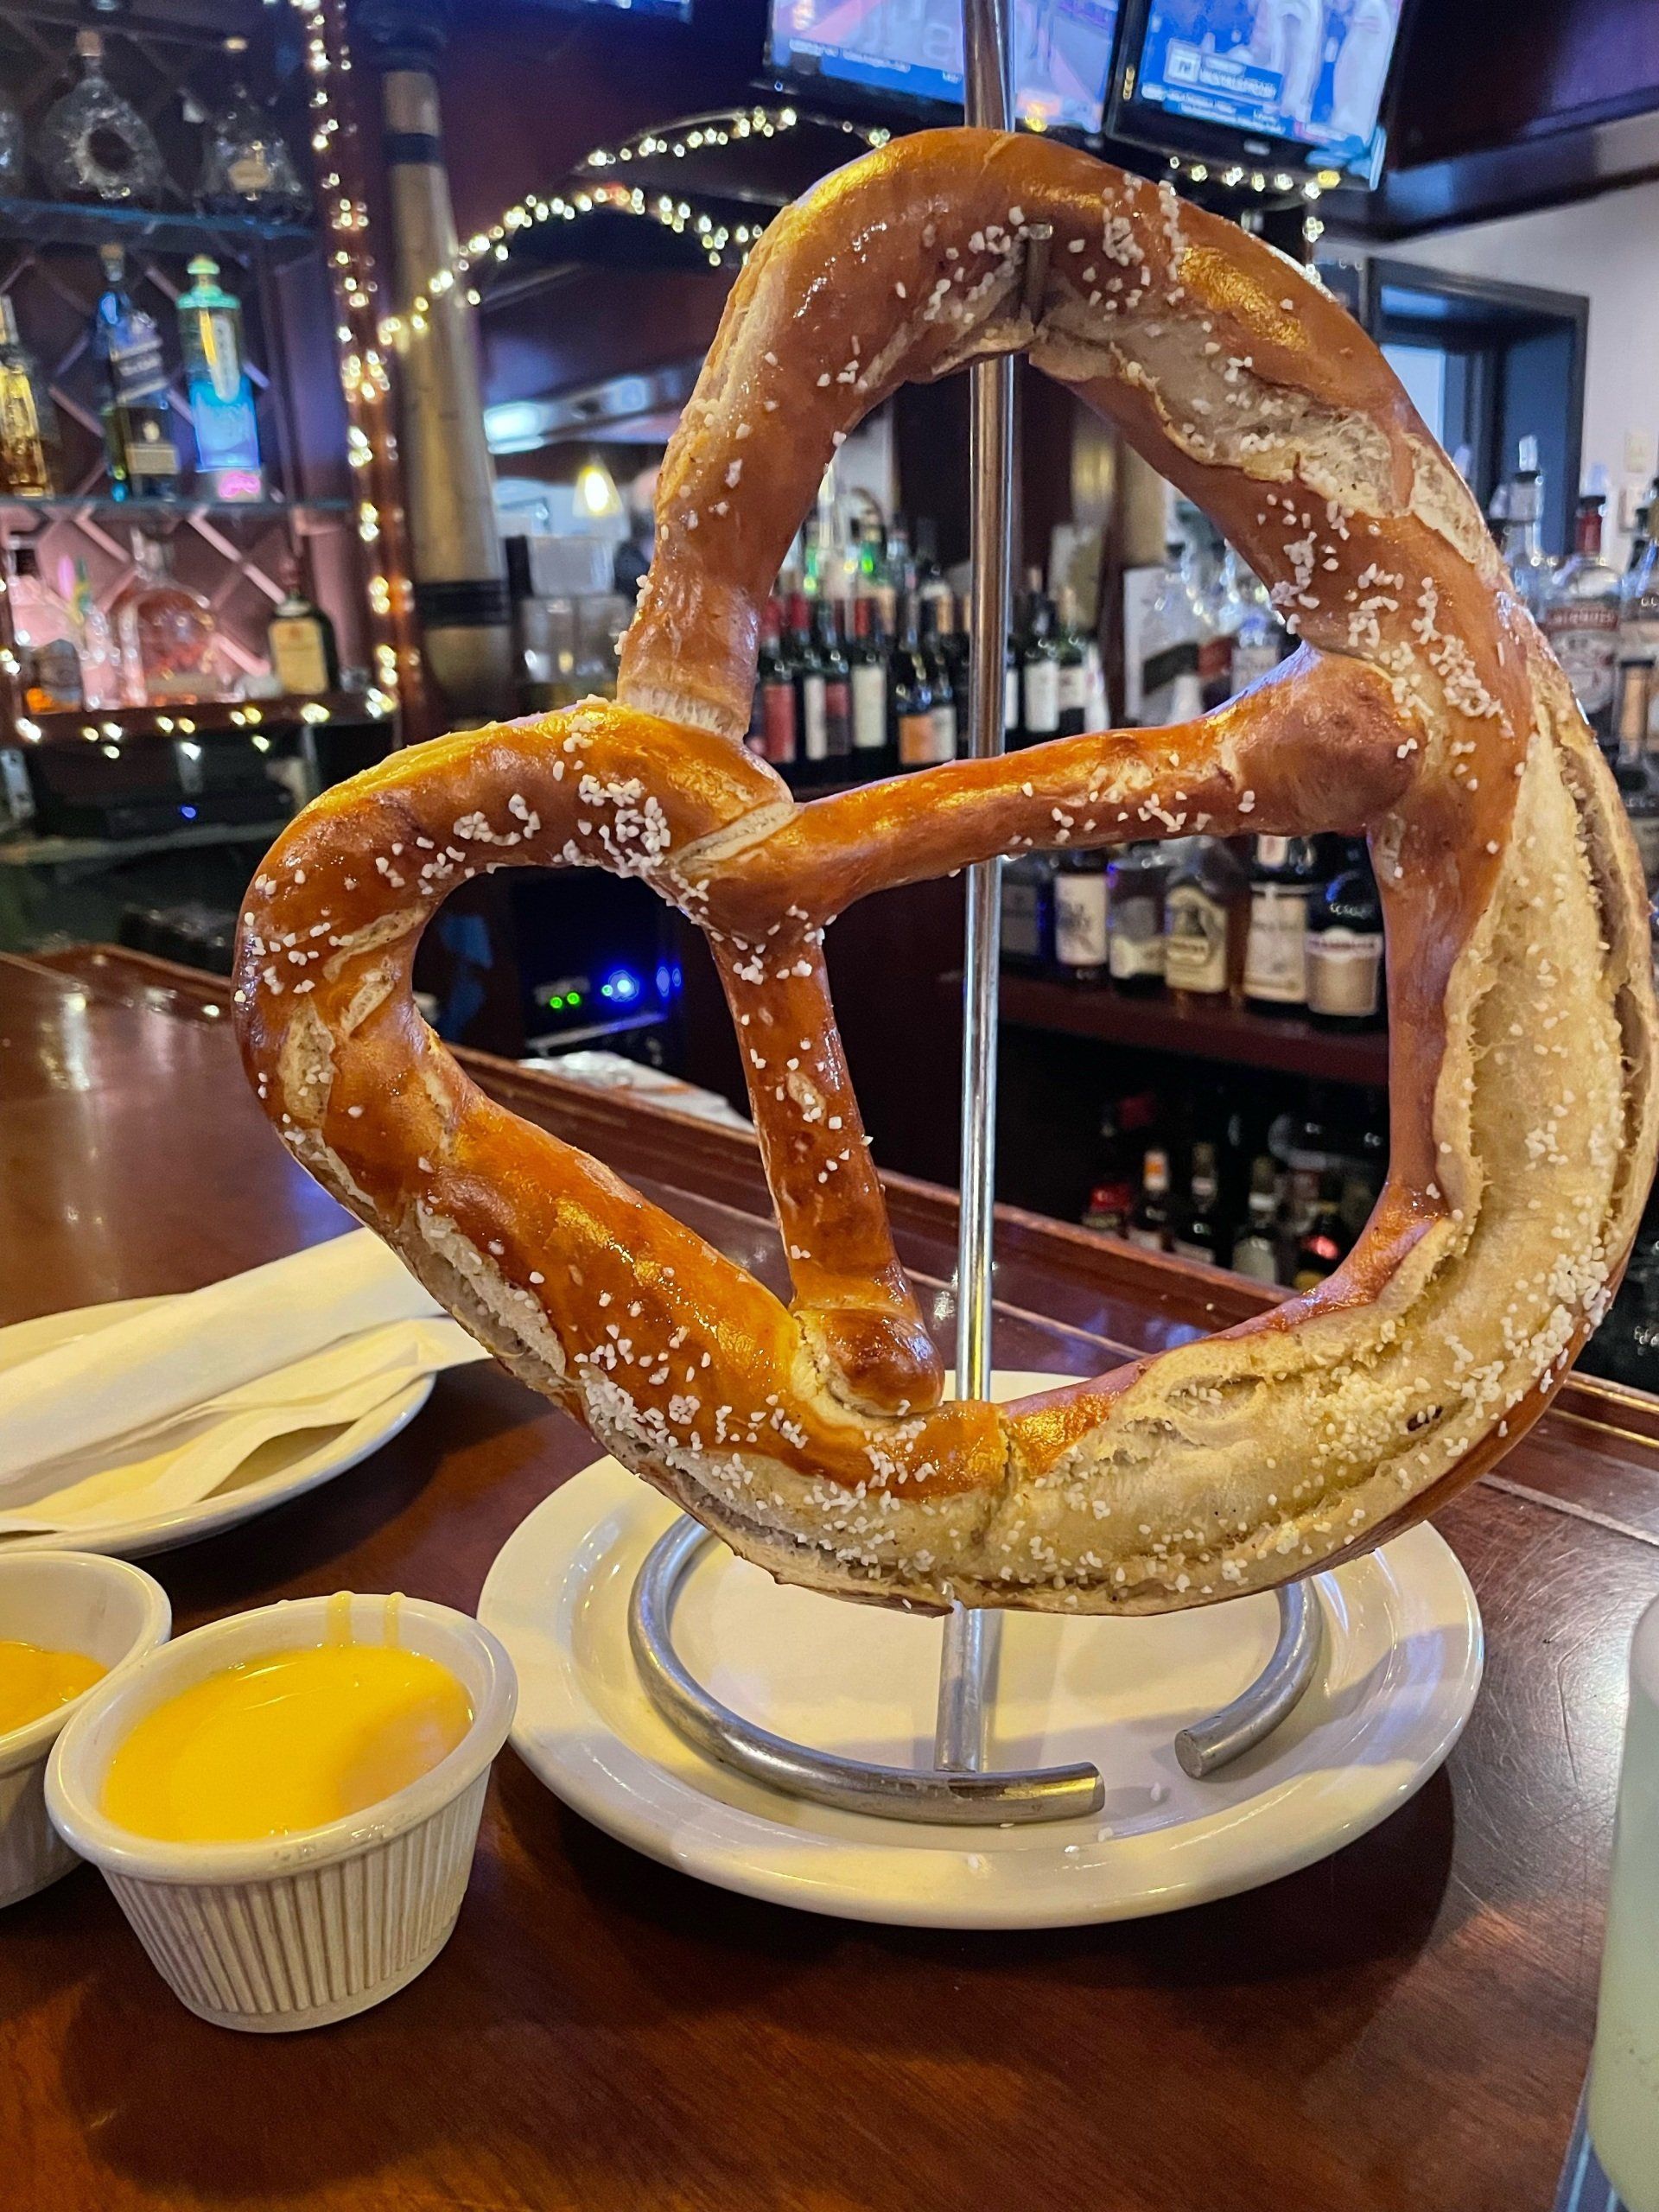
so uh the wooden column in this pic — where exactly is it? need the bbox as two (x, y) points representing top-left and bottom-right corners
(359, 0), (512, 725)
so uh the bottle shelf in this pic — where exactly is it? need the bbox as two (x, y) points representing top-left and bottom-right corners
(0, 495), (350, 527)
(997, 971), (1390, 1088)
(0, 817), (289, 870)
(0, 196), (315, 257)
(13, 696), (389, 744)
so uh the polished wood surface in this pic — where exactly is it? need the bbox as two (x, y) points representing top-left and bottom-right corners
(3, 944), (1655, 2212)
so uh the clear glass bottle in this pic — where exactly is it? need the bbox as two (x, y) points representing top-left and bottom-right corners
(1163, 836), (1248, 1001)
(1612, 659), (1659, 888)
(1139, 535), (1206, 726)
(196, 37), (309, 221)
(38, 31), (165, 206)
(0, 298), (57, 497)
(92, 247), (179, 502)
(1501, 436), (1557, 619)
(7, 544), (83, 713)
(113, 533), (219, 704)
(61, 555), (126, 710)
(1543, 493), (1621, 740)
(1225, 550), (1286, 696)
(1619, 507), (1659, 751)
(176, 257), (263, 500)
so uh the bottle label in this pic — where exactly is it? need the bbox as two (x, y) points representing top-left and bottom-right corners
(0, 370), (43, 476)
(21, 638), (83, 713)
(800, 671), (828, 760)
(107, 319), (168, 404)
(1023, 658), (1060, 735)
(1058, 662), (1088, 713)
(1244, 884), (1310, 1003)
(1230, 637), (1280, 692)
(127, 418), (178, 474)
(270, 615), (330, 697)
(1164, 885), (1230, 994)
(850, 660), (887, 749)
(1127, 1225), (1166, 1252)
(1054, 874), (1109, 969)
(226, 149), (275, 196)
(1004, 664), (1020, 731)
(1543, 601), (1618, 718)
(191, 382), (260, 474)
(823, 677), (852, 755)
(898, 710), (933, 766)
(1002, 876), (1042, 960)
(1306, 926), (1383, 1018)
(1109, 890), (1165, 980)
(1231, 1236), (1279, 1285)
(929, 701), (957, 760)
(1140, 638), (1198, 722)
(761, 677), (796, 764)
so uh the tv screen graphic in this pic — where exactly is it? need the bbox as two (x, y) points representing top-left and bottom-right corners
(769, 1), (1125, 136)
(1129, 0), (1402, 174)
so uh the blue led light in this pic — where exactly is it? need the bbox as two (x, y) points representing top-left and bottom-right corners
(179, 804), (198, 820)
(655, 963), (672, 999)
(600, 968), (641, 1004)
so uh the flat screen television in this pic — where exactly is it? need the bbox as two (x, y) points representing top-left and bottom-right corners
(1109, 0), (1404, 181)
(766, 2), (1126, 137)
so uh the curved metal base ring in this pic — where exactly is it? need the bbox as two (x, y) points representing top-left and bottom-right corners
(628, 1516), (1325, 1828)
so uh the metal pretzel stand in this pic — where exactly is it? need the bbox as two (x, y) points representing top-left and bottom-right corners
(623, 0), (1322, 1830)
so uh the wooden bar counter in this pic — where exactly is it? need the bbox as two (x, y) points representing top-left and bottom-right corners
(3, 944), (1656, 2211)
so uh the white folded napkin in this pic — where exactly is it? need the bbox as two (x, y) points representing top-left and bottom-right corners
(0, 1230), (470, 1503)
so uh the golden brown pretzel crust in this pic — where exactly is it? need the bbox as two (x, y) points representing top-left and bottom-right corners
(234, 130), (1659, 1614)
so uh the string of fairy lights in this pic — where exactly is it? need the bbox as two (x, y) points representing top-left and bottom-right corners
(377, 106), (892, 346)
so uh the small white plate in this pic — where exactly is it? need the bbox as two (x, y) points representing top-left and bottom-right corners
(0, 1299), (433, 1560)
(480, 1373), (1484, 1929)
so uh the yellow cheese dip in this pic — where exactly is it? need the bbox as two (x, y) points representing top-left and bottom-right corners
(0, 1638), (106, 1736)
(101, 1643), (473, 1843)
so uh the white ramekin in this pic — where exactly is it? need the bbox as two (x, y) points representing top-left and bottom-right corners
(0, 1553), (171, 1909)
(46, 1592), (517, 2033)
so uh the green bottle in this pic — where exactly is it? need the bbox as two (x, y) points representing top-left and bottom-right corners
(176, 256), (263, 500)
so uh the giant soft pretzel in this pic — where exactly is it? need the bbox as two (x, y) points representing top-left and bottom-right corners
(235, 130), (1659, 1613)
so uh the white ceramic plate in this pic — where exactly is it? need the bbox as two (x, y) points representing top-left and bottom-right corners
(479, 1372), (1484, 1929)
(0, 1299), (432, 1560)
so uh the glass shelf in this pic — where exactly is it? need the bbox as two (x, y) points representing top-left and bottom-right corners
(0, 496), (351, 525)
(0, 195), (315, 256)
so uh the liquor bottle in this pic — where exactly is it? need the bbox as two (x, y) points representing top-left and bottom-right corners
(1543, 493), (1621, 739)
(1163, 836), (1248, 1001)
(754, 597), (798, 769)
(1243, 835), (1322, 1014)
(1055, 587), (1088, 737)
(177, 258), (263, 500)
(0, 84), (22, 194)
(61, 556), (125, 710)
(1139, 535), (1205, 725)
(1501, 437), (1556, 618)
(939, 589), (970, 702)
(113, 533), (219, 704)
(1619, 506), (1659, 749)
(0, 299), (56, 497)
(1230, 1156), (1282, 1285)
(1052, 849), (1109, 986)
(92, 248), (179, 502)
(1305, 840), (1385, 1025)
(1190, 526), (1234, 709)
(7, 546), (83, 714)
(1128, 1147), (1173, 1252)
(1001, 850), (1054, 972)
(1293, 1173), (1349, 1292)
(1224, 550), (1285, 696)
(268, 550), (340, 697)
(847, 594), (890, 766)
(815, 600), (853, 764)
(1083, 631), (1109, 729)
(1173, 1141), (1226, 1267)
(196, 38), (310, 221)
(892, 595), (936, 768)
(1083, 1090), (1157, 1239)
(1106, 843), (1169, 994)
(918, 597), (957, 761)
(1020, 588), (1062, 746)
(1004, 612), (1022, 742)
(39, 32), (166, 206)
(1612, 660), (1659, 887)
(789, 592), (828, 771)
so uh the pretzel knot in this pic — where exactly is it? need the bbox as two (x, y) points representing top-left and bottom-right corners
(236, 130), (1658, 1614)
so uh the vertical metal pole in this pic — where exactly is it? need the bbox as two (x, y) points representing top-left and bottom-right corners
(935, 0), (1013, 1775)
